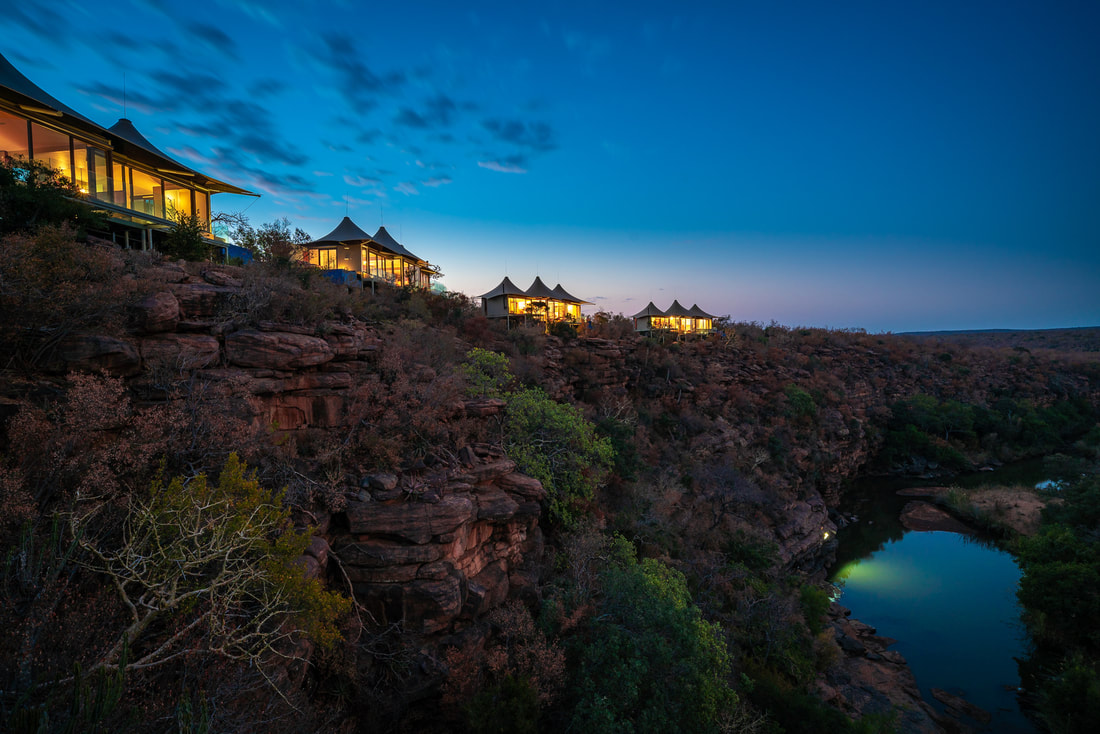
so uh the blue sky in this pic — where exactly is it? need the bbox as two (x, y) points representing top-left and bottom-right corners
(4, 0), (1098, 332)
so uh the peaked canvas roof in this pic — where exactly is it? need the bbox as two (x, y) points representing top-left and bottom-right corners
(479, 276), (528, 300)
(665, 300), (694, 318)
(106, 118), (254, 196)
(0, 51), (254, 197)
(524, 276), (557, 300)
(0, 51), (102, 131)
(550, 284), (592, 305)
(688, 303), (716, 319)
(308, 216), (376, 246)
(373, 225), (422, 261)
(631, 302), (667, 318)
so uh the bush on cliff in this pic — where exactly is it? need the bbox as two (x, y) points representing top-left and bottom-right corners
(566, 536), (739, 734)
(1, 455), (350, 733)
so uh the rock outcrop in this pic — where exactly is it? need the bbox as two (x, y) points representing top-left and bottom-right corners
(331, 446), (545, 634)
(820, 604), (949, 734)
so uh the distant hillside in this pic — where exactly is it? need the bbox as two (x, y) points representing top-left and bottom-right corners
(901, 326), (1100, 355)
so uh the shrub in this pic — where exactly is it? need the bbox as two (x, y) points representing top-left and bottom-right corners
(569, 539), (739, 733)
(505, 387), (613, 526)
(0, 155), (105, 236)
(160, 212), (210, 261)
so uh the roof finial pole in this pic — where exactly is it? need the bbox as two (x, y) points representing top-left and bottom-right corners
(122, 71), (127, 118)
(345, 192), (349, 216)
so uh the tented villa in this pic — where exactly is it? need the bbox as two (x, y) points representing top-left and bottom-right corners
(304, 216), (439, 288)
(480, 276), (591, 326)
(0, 52), (254, 253)
(632, 300), (716, 334)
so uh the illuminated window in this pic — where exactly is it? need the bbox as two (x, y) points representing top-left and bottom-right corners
(195, 191), (209, 231)
(30, 122), (71, 180)
(71, 139), (89, 193)
(112, 163), (129, 207)
(317, 248), (337, 269)
(86, 147), (110, 202)
(130, 168), (163, 218)
(0, 109), (29, 158)
(164, 182), (193, 219)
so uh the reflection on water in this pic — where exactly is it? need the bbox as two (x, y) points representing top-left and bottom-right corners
(830, 467), (1041, 733)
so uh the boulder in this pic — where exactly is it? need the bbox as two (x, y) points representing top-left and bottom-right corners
(169, 282), (238, 319)
(131, 290), (180, 333)
(476, 488), (520, 521)
(225, 329), (334, 369)
(345, 495), (475, 544)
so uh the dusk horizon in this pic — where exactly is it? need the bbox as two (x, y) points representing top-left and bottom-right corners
(4, 0), (1097, 333)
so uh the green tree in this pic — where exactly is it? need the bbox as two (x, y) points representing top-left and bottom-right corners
(460, 349), (613, 525)
(0, 155), (104, 236)
(220, 214), (311, 265)
(570, 537), (739, 733)
(159, 211), (210, 261)
(504, 387), (613, 526)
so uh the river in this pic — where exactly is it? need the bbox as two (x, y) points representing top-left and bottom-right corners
(827, 462), (1054, 733)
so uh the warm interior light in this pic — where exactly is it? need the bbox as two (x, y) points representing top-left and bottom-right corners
(823, 531), (831, 540)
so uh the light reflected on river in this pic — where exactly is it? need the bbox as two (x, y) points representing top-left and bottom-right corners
(829, 528), (1036, 733)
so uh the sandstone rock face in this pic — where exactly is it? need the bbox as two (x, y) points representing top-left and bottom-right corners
(169, 282), (238, 319)
(331, 451), (545, 634)
(132, 291), (180, 333)
(139, 334), (220, 370)
(225, 329), (335, 369)
(46, 334), (142, 376)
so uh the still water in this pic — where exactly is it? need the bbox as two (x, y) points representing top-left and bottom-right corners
(828, 469), (1042, 733)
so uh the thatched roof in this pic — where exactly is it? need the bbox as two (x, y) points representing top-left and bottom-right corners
(479, 276), (528, 300)
(550, 284), (592, 305)
(631, 302), (667, 319)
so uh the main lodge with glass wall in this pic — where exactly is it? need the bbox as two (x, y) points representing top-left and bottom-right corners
(0, 52), (253, 249)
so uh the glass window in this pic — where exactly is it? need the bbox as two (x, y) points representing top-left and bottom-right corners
(195, 191), (209, 231)
(130, 168), (163, 218)
(317, 249), (337, 269)
(112, 163), (128, 207)
(71, 139), (89, 193)
(163, 182), (193, 220)
(0, 109), (29, 158)
(30, 122), (71, 180)
(84, 147), (110, 202)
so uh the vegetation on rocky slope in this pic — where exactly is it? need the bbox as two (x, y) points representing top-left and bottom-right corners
(1, 216), (1097, 732)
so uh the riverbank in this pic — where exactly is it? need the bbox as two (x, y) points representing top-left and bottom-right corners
(896, 485), (1051, 538)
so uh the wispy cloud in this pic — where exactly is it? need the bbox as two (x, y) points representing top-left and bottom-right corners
(422, 177), (453, 187)
(394, 181), (419, 195)
(478, 160), (527, 174)
(344, 174), (382, 187)
(482, 118), (556, 152)
(185, 22), (239, 59)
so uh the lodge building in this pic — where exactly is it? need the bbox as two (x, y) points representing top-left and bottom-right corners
(632, 300), (716, 334)
(303, 216), (439, 289)
(0, 52), (255, 252)
(480, 276), (591, 325)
